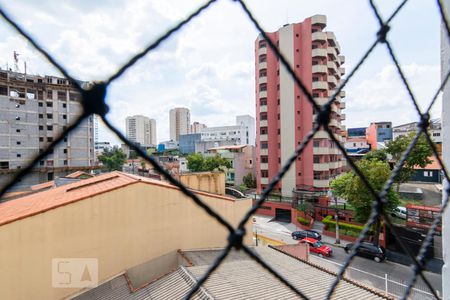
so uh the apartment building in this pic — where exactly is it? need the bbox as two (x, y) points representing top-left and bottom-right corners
(0, 69), (95, 190)
(125, 115), (156, 147)
(255, 15), (346, 197)
(170, 107), (190, 142)
(190, 121), (207, 133)
(200, 115), (255, 146)
(366, 121), (392, 150)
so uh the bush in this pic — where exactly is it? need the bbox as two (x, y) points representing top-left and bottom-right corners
(297, 216), (310, 226)
(322, 215), (369, 235)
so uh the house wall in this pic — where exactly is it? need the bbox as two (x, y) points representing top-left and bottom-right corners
(0, 182), (251, 299)
(179, 171), (226, 195)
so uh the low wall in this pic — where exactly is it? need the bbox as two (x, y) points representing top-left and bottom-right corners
(323, 229), (358, 242)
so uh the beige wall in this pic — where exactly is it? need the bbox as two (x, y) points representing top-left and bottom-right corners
(0, 182), (251, 299)
(179, 172), (225, 195)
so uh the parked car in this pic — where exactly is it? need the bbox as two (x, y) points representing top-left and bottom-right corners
(391, 206), (407, 219)
(291, 230), (322, 241)
(344, 242), (386, 263)
(225, 187), (246, 199)
(300, 238), (332, 257)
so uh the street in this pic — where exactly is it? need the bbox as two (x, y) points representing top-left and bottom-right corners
(253, 215), (442, 299)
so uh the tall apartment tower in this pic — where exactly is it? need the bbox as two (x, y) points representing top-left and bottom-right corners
(170, 107), (190, 142)
(255, 15), (346, 197)
(0, 69), (95, 191)
(125, 115), (156, 147)
(190, 121), (207, 134)
(236, 115), (256, 146)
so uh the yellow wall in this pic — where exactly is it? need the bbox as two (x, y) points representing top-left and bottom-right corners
(179, 171), (225, 195)
(0, 182), (252, 299)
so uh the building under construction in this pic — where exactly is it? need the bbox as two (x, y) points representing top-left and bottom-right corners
(0, 68), (95, 191)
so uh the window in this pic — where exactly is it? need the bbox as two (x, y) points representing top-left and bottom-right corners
(260, 127), (268, 134)
(424, 171), (432, 177)
(16, 141), (21, 145)
(62, 103), (67, 108)
(46, 102), (53, 107)
(39, 114), (43, 119)
(47, 137), (53, 142)
(39, 137), (44, 142)
(69, 93), (79, 101)
(16, 154), (21, 158)
(277, 84), (280, 90)
(260, 113), (267, 120)
(47, 125), (53, 131)
(39, 161), (44, 166)
(48, 172), (54, 181)
(16, 129), (20, 133)
(47, 90), (52, 99)
(38, 90), (43, 100)
(313, 76), (319, 82)
(259, 40), (267, 48)
(261, 142), (268, 149)
(63, 115), (67, 120)
(47, 113), (53, 119)
(0, 161), (9, 169)
(261, 170), (268, 177)
(63, 149), (67, 154)
(260, 98), (267, 106)
(433, 133), (441, 137)
(259, 54), (267, 63)
(63, 137), (68, 142)
(313, 140), (320, 147)
(63, 160), (68, 166)
(259, 69), (267, 77)
(38, 102), (43, 107)
(259, 83), (267, 91)
(57, 91), (66, 101)
(15, 117), (20, 121)
(313, 156), (320, 163)
(261, 156), (268, 163)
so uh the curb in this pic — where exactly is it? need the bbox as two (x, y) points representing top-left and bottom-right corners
(322, 241), (346, 248)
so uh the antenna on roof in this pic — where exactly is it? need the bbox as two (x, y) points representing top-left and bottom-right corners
(13, 51), (20, 72)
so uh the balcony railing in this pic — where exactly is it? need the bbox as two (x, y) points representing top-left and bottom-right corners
(312, 64), (327, 74)
(312, 81), (328, 90)
(260, 105), (267, 113)
(312, 48), (327, 58)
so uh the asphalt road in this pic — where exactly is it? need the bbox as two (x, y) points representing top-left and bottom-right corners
(253, 215), (442, 299)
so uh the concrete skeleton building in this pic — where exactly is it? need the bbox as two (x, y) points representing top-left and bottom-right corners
(170, 107), (190, 142)
(125, 115), (157, 147)
(255, 15), (346, 197)
(0, 69), (95, 190)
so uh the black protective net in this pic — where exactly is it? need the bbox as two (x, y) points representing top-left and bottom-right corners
(0, 1), (449, 299)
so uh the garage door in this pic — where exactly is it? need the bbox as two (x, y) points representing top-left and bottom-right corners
(275, 208), (291, 223)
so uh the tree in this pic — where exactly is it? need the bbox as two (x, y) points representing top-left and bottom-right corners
(186, 153), (231, 172)
(364, 149), (387, 162)
(331, 159), (399, 245)
(386, 132), (433, 190)
(186, 153), (204, 172)
(297, 201), (315, 219)
(243, 173), (257, 189)
(98, 146), (127, 171)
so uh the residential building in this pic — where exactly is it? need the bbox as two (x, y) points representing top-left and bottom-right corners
(170, 107), (190, 142)
(190, 121), (207, 133)
(0, 171), (252, 299)
(206, 145), (256, 186)
(158, 140), (179, 152)
(94, 141), (110, 153)
(366, 121), (392, 150)
(255, 15), (346, 197)
(125, 115), (156, 147)
(199, 115), (255, 147)
(344, 138), (370, 153)
(179, 133), (201, 154)
(392, 119), (442, 154)
(0, 69), (95, 190)
(73, 246), (388, 300)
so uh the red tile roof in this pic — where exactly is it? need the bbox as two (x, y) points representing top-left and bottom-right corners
(0, 171), (235, 226)
(65, 171), (93, 179)
(413, 156), (442, 170)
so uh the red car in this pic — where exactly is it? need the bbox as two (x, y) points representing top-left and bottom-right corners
(300, 238), (332, 257)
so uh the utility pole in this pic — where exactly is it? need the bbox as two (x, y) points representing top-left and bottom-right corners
(334, 196), (340, 244)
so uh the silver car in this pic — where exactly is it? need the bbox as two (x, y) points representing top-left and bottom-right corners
(392, 206), (407, 219)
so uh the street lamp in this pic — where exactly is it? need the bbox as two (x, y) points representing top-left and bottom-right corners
(334, 197), (341, 245)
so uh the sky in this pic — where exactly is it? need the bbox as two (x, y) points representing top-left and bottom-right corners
(0, 0), (443, 145)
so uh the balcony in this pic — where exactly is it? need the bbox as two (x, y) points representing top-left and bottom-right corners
(261, 177), (269, 184)
(312, 31), (327, 42)
(331, 103), (340, 114)
(329, 161), (340, 169)
(312, 64), (327, 74)
(338, 55), (345, 64)
(311, 15), (327, 28)
(259, 90), (267, 98)
(259, 76), (267, 84)
(327, 75), (337, 86)
(314, 97), (327, 106)
(260, 105), (267, 113)
(312, 48), (327, 58)
(327, 61), (337, 74)
(314, 163), (329, 171)
(341, 124), (346, 131)
(314, 130), (328, 139)
(327, 47), (337, 59)
(259, 62), (267, 69)
(260, 119), (268, 127)
(260, 163), (268, 170)
(260, 134), (268, 142)
(260, 148), (268, 155)
(258, 47), (267, 55)
(312, 81), (328, 90)
(313, 179), (329, 188)
(329, 118), (339, 128)
(327, 31), (336, 44)
(339, 67), (345, 76)
(340, 90), (346, 98)
(340, 101), (345, 109)
(313, 147), (329, 155)
(341, 113), (346, 120)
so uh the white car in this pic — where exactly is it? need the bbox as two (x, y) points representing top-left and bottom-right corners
(392, 206), (407, 219)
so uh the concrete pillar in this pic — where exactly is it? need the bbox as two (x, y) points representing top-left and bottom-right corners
(441, 1), (450, 298)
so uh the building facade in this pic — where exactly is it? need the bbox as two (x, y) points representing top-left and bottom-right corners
(366, 121), (392, 149)
(125, 115), (156, 147)
(179, 133), (201, 154)
(169, 107), (190, 142)
(255, 15), (346, 197)
(199, 115), (255, 147)
(0, 69), (95, 190)
(190, 121), (207, 134)
(392, 119), (442, 153)
(236, 115), (256, 146)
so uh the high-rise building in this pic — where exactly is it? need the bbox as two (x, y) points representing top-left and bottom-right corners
(170, 107), (190, 142)
(125, 115), (156, 147)
(236, 115), (256, 146)
(190, 121), (207, 133)
(0, 69), (95, 190)
(255, 15), (346, 197)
